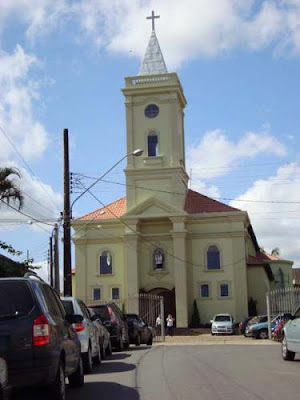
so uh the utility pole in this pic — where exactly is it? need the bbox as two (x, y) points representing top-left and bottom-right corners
(53, 223), (60, 292)
(49, 236), (54, 287)
(63, 128), (72, 296)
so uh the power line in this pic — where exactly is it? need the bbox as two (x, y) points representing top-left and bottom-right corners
(0, 124), (61, 213)
(72, 181), (248, 270)
(72, 175), (300, 205)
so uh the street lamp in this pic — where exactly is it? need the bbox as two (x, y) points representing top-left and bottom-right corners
(63, 147), (144, 296)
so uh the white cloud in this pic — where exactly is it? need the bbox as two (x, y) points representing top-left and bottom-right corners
(230, 162), (300, 267)
(1, 1), (300, 68)
(0, 164), (62, 224)
(187, 128), (286, 181)
(0, 45), (49, 162)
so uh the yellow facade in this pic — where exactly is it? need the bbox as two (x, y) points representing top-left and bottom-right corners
(72, 31), (293, 327)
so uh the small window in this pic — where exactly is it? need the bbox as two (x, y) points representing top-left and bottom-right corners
(111, 288), (120, 299)
(153, 248), (165, 270)
(93, 288), (101, 301)
(200, 284), (209, 298)
(207, 246), (221, 270)
(100, 251), (112, 274)
(220, 283), (229, 297)
(148, 134), (158, 157)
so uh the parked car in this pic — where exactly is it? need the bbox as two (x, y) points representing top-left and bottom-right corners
(0, 274), (84, 400)
(61, 297), (101, 373)
(88, 307), (112, 357)
(239, 317), (253, 335)
(282, 306), (300, 360)
(210, 314), (235, 335)
(246, 313), (293, 339)
(88, 303), (129, 351)
(0, 358), (10, 400)
(244, 315), (268, 337)
(125, 314), (155, 346)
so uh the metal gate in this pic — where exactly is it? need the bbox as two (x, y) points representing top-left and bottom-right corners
(266, 287), (300, 339)
(125, 293), (165, 341)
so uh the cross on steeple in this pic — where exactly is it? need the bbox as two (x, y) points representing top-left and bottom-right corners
(146, 10), (160, 32)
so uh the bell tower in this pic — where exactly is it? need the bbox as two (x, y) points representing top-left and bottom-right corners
(122, 11), (188, 211)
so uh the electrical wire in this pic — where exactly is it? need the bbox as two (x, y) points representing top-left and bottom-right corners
(0, 125), (61, 213)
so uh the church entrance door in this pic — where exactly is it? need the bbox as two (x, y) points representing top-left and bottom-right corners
(148, 288), (176, 325)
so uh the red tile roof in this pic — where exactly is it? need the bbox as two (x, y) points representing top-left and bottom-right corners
(78, 197), (127, 221)
(247, 251), (279, 265)
(184, 189), (239, 213)
(77, 189), (239, 221)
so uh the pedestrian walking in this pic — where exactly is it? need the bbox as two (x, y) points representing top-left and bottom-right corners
(166, 314), (175, 336)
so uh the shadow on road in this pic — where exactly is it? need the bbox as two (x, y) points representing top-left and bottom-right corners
(12, 382), (140, 400)
(89, 361), (136, 374)
(68, 382), (140, 400)
(128, 346), (152, 352)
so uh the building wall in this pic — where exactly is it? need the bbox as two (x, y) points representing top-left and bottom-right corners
(247, 266), (270, 315)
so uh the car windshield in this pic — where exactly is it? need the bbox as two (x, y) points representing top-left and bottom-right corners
(61, 300), (74, 315)
(0, 281), (34, 318)
(89, 306), (110, 322)
(214, 315), (231, 322)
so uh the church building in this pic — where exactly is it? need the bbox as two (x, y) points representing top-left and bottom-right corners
(72, 13), (293, 327)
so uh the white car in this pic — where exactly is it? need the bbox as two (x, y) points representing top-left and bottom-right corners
(282, 305), (300, 361)
(210, 313), (235, 335)
(61, 297), (101, 373)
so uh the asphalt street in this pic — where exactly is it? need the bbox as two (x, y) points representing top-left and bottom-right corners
(12, 342), (300, 400)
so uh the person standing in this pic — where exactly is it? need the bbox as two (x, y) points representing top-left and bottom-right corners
(166, 314), (175, 336)
(156, 314), (161, 335)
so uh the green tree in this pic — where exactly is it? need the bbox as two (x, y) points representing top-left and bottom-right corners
(0, 167), (24, 209)
(189, 299), (201, 328)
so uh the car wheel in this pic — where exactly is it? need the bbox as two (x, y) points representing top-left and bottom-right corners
(92, 344), (101, 365)
(68, 357), (84, 388)
(258, 329), (268, 339)
(49, 360), (66, 400)
(282, 335), (295, 361)
(106, 340), (112, 356)
(146, 335), (153, 346)
(82, 347), (93, 373)
(135, 334), (141, 346)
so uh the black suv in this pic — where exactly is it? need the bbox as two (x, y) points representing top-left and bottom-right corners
(88, 303), (129, 351)
(0, 274), (84, 400)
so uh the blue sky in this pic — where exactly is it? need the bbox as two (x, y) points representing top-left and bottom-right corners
(0, 0), (300, 281)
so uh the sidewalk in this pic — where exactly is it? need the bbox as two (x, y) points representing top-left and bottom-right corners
(154, 334), (278, 345)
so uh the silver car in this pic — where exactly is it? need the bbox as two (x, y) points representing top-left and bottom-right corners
(211, 313), (235, 335)
(61, 297), (101, 373)
(282, 305), (300, 360)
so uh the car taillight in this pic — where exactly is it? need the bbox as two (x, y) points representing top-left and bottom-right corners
(33, 314), (50, 346)
(74, 321), (85, 332)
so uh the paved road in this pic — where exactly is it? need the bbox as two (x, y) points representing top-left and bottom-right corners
(12, 343), (300, 400)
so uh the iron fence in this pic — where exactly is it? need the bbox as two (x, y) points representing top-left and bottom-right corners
(266, 287), (300, 339)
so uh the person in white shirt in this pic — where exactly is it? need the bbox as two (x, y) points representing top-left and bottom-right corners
(166, 314), (175, 336)
(156, 314), (161, 335)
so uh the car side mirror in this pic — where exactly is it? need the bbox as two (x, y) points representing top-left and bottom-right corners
(210, 320), (213, 324)
(66, 314), (83, 325)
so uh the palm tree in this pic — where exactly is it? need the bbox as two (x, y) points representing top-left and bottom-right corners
(0, 167), (24, 209)
(271, 247), (280, 257)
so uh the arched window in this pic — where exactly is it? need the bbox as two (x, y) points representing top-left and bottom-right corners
(207, 246), (221, 270)
(153, 248), (165, 270)
(148, 133), (158, 157)
(100, 251), (112, 274)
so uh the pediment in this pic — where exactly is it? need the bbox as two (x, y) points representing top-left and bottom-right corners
(125, 197), (185, 218)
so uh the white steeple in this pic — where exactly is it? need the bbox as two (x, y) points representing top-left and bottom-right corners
(138, 11), (168, 76)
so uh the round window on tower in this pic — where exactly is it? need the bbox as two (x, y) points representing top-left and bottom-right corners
(145, 104), (159, 118)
